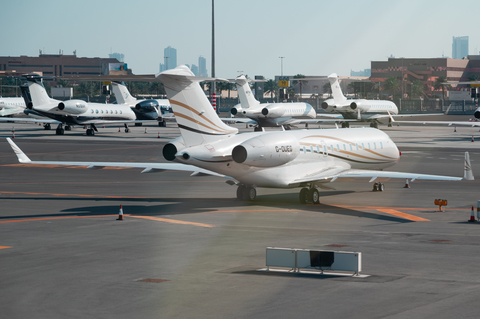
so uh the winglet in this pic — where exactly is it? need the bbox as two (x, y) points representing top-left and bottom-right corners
(464, 151), (474, 181)
(6, 138), (31, 163)
(387, 111), (395, 122)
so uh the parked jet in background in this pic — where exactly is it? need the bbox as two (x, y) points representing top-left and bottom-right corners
(230, 75), (319, 130)
(111, 81), (172, 126)
(0, 74), (139, 135)
(320, 73), (442, 128)
(0, 96), (26, 116)
(7, 66), (473, 204)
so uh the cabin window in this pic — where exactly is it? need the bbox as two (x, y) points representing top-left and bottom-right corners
(362, 143), (365, 149)
(310, 146), (314, 153)
(91, 109), (94, 113)
(380, 142), (383, 149)
(115, 110), (118, 114)
(337, 144), (340, 151)
(368, 142), (371, 149)
(316, 145), (320, 153)
(95, 110), (99, 114)
(355, 143), (359, 150)
(374, 142), (377, 149)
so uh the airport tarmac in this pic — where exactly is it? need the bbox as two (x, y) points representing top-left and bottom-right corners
(1, 118), (480, 318)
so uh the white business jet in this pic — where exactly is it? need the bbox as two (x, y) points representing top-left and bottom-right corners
(320, 73), (442, 128)
(0, 96), (26, 116)
(7, 66), (473, 204)
(0, 74), (138, 135)
(230, 75), (319, 130)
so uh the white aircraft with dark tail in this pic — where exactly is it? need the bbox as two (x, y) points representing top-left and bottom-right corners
(7, 66), (473, 203)
(0, 74), (140, 135)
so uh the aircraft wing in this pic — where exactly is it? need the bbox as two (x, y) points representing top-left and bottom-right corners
(0, 117), (60, 124)
(291, 152), (472, 185)
(219, 117), (257, 124)
(367, 113), (445, 120)
(315, 113), (346, 119)
(394, 120), (480, 127)
(6, 138), (229, 178)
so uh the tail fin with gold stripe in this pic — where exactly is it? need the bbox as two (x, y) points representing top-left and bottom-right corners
(158, 65), (238, 147)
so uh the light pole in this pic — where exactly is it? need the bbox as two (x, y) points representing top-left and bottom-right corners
(279, 56), (285, 76)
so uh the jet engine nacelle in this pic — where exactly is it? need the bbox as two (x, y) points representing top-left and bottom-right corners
(261, 105), (285, 118)
(230, 107), (241, 116)
(350, 102), (358, 110)
(162, 136), (186, 161)
(232, 133), (300, 167)
(135, 99), (159, 113)
(321, 101), (335, 113)
(58, 100), (87, 114)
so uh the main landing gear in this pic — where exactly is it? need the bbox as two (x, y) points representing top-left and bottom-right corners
(369, 122), (379, 129)
(372, 182), (385, 192)
(341, 122), (350, 128)
(236, 184), (257, 201)
(44, 123), (51, 130)
(86, 124), (98, 136)
(124, 123), (130, 133)
(55, 123), (65, 135)
(299, 186), (320, 204)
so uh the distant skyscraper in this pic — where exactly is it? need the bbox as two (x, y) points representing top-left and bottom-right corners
(190, 64), (199, 76)
(164, 46), (177, 70)
(350, 69), (371, 77)
(452, 36), (469, 59)
(199, 56), (207, 77)
(109, 52), (124, 62)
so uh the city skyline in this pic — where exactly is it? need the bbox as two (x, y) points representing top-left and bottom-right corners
(2, 0), (480, 79)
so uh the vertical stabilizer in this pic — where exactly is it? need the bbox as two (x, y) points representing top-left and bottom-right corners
(112, 82), (137, 105)
(328, 73), (347, 105)
(158, 65), (238, 147)
(25, 75), (58, 107)
(235, 75), (260, 109)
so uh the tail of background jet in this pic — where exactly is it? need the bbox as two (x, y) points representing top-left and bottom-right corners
(111, 82), (137, 105)
(328, 73), (347, 105)
(235, 75), (260, 109)
(158, 65), (238, 147)
(24, 74), (58, 107)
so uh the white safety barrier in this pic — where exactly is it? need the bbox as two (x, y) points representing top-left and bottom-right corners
(266, 247), (362, 276)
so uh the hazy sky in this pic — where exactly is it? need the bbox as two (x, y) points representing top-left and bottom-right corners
(2, 0), (478, 79)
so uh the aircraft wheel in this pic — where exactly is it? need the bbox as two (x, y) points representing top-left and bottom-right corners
(65, 125), (72, 131)
(244, 186), (256, 201)
(125, 128), (130, 133)
(44, 124), (51, 130)
(308, 188), (320, 204)
(254, 126), (262, 132)
(372, 182), (378, 191)
(236, 185), (246, 200)
(299, 188), (309, 204)
(342, 122), (347, 128)
(86, 129), (91, 136)
(56, 128), (64, 135)
(161, 121), (167, 127)
(379, 183), (385, 192)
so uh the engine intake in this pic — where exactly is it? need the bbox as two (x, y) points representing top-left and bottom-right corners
(162, 136), (186, 161)
(232, 133), (300, 167)
(321, 102), (334, 112)
(57, 100), (87, 114)
(350, 102), (357, 110)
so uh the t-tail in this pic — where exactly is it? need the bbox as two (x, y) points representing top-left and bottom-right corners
(328, 73), (347, 105)
(235, 75), (260, 109)
(22, 74), (59, 108)
(158, 65), (238, 147)
(111, 82), (137, 105)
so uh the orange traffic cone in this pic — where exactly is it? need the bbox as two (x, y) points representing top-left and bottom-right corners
(472, 136), (475, 142)
(145, 128), (147, 134)
(117, 205), (124, 220)
(157, 132), (160, 138)
(118, 127), (121, 133)
(469, 206), (476, 222)
(454, 126), (457, 132)
(404, 179), (410, 188)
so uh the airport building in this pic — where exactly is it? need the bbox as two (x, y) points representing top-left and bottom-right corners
(370, 56), (480, 97)
(0, 52), (130, 81)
